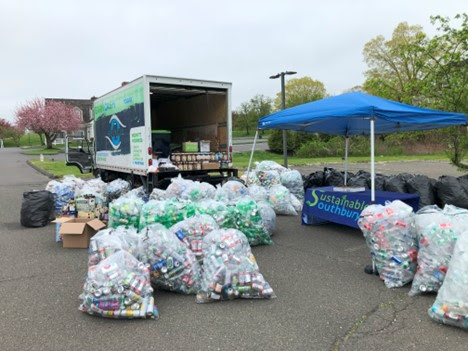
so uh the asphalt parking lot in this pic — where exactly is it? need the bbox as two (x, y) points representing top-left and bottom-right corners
(0, 148), (466, 351)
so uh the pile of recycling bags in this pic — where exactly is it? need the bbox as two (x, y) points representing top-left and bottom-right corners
(108, 195), (144, 229)
(358, 200), (418, 288)
(75, 177), (108, 218)
(45, 175), (84, 216)
(79, 251), (158, 319)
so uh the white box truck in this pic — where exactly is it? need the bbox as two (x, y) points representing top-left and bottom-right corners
(66, 75), (237, 190)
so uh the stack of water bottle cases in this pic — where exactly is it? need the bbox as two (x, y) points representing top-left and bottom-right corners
(359, 200), (468, 330)
(47, 161), (305, 320)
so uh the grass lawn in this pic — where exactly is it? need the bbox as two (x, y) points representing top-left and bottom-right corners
(22, 148), (63, 155)
(3, 133), (44, 148)
(29, 159), (94, 179)
(232, 151), (449, 169)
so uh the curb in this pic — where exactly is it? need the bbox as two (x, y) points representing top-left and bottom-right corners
(21, 151), (61, 156)
(26, 160), (58, 179)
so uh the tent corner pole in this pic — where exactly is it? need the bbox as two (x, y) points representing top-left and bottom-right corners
(246, 129), (259, 182)
(344, 136), (349, 186)
(282, 130), (288, 168)
(370, 118), (375, 203)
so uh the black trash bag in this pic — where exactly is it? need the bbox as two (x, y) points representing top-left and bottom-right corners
(20, 190), (55, 227)
(384, 173), (414, 193)
(406, 175), (437, 208)
(347, 170), (370, 189)
(435, 176), (468, 209)
(373, 174), (388, 191)
(304, 171), (324, 189)
(323, 168), (348, 187)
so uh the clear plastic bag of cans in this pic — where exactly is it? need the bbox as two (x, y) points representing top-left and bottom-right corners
(79, 250), (158, 319)
(106, 179), (130, 202)
(165, 175), (194, 200)
(62, 174), (85, 191)
(139, 199), (196, 229)
(428, 230), (468, 330)
(139, 224), (202, 294)
(281, 169), (305, 201)
(84, 177), (107, 195)
(257, 170), (282, 188)
(255, 160), (286, 174)
(149, 188), (166, 201)
(215, 180), (249, 203)
(108, 195), (144, 229)
(170, 215), (219, 261)
(290, 193), (303, 213)
(45, 180), (75, 216)
(194, 199), (234, 228)
(187, 182), (216, 202)
(196, 228), (275, 303)
(409, 205), (468, 296)
(247, 184), (269, 202)
(358, 200), (418, 288)
(124, 186), (148, 202)
(240, 171), (260, 185)
(257, 201), (276, 236)
(267, 185), (298, 216)
(229, 197), (273, 246)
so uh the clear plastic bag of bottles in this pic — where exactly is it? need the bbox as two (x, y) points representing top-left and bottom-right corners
(215, 180), (249, 203)
(240, 171), (260, 185)
(79, 251), (158, 319)
(267, 185), (297, 216)
(255, 160), (286, 174)
(106, 179), (130, 202)
(149, 188), (166, 201)
(108, 195), (144, 229)
(45, 180), (75, 216)
(186, 182), (216, 202)
(428, 230), (468, 330)
(358, 200), (418, 288)
(170, 215), (219, 261)
(290, 194), (303, 213)
(257, 201), (276, 236)
(124, 186), (148, 202)
(410, 205), (468, 296)
(229, 197), (273, 246)
(257, 170), (281, 188)
(139, 224), (202, 294)
(247, 184), (269, 202)
(139, 199), (196, 229)
(165, 175), (194, 200)
(194, 200), (234, 227)
(281, 169), (305, 200)
(62, 174), (85, 191)
(196, 228), (275, 303)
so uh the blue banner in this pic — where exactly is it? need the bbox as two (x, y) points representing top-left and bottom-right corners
(302, 187), (419, 228)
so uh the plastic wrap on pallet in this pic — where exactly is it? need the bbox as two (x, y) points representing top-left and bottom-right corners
(149, 188), (166, 201)
(247, 184), (269, 202)
(45, 180), (75, 216)
(139, 224), (202, 294)
(139, 199), (196, 229)
(428, 230), (468, 330)
(196, 228), (275, 303)
(215, 180), (248, 203)
(229, 197), (273, 246)
(170, 215), (219, 261)
(79, 251), (158, 319)
(280, 169), (305, 200)
(358, 200), (418, 288)
(106, 179), (131, 202)
(194, 200), (234, 228)
(267, 185), (297, 216)
(409, 205), (468, 296)
(108, 195), (144, 229)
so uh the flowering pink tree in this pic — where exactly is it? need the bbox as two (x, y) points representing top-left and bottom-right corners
(0, 118), (23, 146)
(16, 98), (82, 149)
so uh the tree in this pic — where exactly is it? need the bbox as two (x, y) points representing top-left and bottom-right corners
(274, 76), (327, 110)
(16, 98), (82, 149)
(234, 94), (273, 136)
(362, 15), (467, 169)
(0, 118), (23, 146)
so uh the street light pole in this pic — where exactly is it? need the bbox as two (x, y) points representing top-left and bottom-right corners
(270, 71), (296, 168)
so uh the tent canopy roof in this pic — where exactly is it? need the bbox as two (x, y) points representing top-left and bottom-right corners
(258, 92), (467, 136)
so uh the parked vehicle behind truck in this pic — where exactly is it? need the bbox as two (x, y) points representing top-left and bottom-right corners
(66, 75), (237, 191)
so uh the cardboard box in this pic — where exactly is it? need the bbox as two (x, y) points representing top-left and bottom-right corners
(59, 218), (106, 249)
(52, 217), (74, 243)
(199, 140), (211, 152)
(202, 161), (220, 170)
(182, 142), (199, 153)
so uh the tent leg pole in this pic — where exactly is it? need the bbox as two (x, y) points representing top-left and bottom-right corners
(370, 119), (375, 203)
(344, 137), (349, 186)
(282, 130), (288, 168)
(246, 129), (259, 182)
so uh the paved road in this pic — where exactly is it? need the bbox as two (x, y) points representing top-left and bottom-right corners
(0, 148), (466, 351)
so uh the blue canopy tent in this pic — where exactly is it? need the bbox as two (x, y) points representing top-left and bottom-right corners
(248, 92), (466, 201)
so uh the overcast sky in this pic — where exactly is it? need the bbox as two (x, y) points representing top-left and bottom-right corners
(0, 0), (465, 122)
